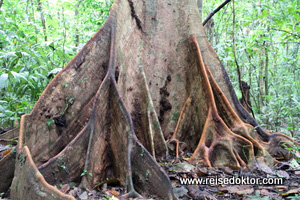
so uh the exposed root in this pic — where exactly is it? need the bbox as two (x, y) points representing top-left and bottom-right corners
(119, 190), (143, 199)
(167, 138), (181, 158)
(171, 34), (278, 168)
(188, 108), (256, 168)
(171, 96), (192, 140)
(206, 63), (297, 161)
(11, 146), (75, 200)
(133, 66), (168, 159)
(204, 64), (269, 158)
(10, 21), (174, 199)
(189, 34), (258, 167)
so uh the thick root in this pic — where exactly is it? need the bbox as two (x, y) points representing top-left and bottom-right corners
(10, 21), (174, 199)
(11, 146), (75, 200)
(171, 34), (294, 169)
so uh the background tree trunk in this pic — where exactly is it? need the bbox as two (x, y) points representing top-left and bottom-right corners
(74, 2), (81, 48)
(37, 0), (47, 41)
(0, 0), (4, 10)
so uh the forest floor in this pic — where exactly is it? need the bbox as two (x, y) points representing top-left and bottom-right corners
(39, 157), (300, 199)
(0, 134), (300, 200)
(46, 155), (300, 200)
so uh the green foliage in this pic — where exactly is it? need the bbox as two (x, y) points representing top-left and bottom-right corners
(81, 169), (92, 177)
(203, 0), (299, 135)
(46, 118), (55, 127)
(283, 142), (300, 162)
(0, 0), (113, 128)
(103, 194), (118, 200)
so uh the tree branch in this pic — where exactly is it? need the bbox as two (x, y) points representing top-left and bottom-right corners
(203, 0), (231, 26)
(36, 0), (47, 41)
(271, 28), (300, 39)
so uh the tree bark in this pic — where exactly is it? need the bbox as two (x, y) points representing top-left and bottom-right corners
(0, 0), (296, 199)
(239, 81), (253, 114)
(36, 0), (47, 41)
(62, 7), (67, 66)
(197, 0), (202, 20)
(74, 2), (82, 48)
(263, 41), (269, 105)
(0, 0), (4, 10)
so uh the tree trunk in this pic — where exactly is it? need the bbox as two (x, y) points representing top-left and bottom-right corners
(258, 52), (264, 112)
(263, 41), (269, 105)
(61, 7), (67, 66)
(0, 0), (295, 199)
(74, 2), (81, 48)
(197, 0), (202, 20)
(36, 0), (47, 41)
(239, 81), (253, 114)
(0, 0), (4, 10)
(29, 0), (38, 44)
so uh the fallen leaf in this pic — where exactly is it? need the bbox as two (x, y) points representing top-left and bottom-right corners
(197, 167), (208, 176)
(106, 189), (120, 196)
(0, 144), (11, 152)
(187, 185), (205, 199)
(289, 159), (300, 169)
(274, 185), (288, 191)
(256, 189), (270, 196)
(256, 160), (273, 174)
(224, 167), (234, 175)
(223, 164), (241, 170)
(191, 172), (198, 178)
(294, 151), (300, 159)
(88, 190), (97, 196)
(169, 162), (195, 172)
(173, 186), (188, 198)
(189, 188), (217, 200)
(276, 170), (290, 179)
(226, 185), (254, 196)
(60, 184), (70, 193)
(282, 188), (300, 196)
(79, 191), (88, 200)
(207, 168), (218, 175)
(103, 193), (118, 200)
(171, 179), (180, 187)
(217, 186), (227, 191)
(68, 189), (77, 197)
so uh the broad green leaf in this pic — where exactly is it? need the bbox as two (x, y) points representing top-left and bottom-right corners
(47, 19), (59, 29)
(9, 57), (19, 68)
(259, 10), (269, 19)
(1, 52), (16, 59)
(18, 101), (31, 106)
(0, 73), (9, 89)
(10, 71), (27, 81)
(15, 52), (22, 58)
(47, 68), (62, 77)
(243, 21), (251, 27)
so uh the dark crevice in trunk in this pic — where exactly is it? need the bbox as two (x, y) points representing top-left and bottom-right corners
(128, 0), (143, 31)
